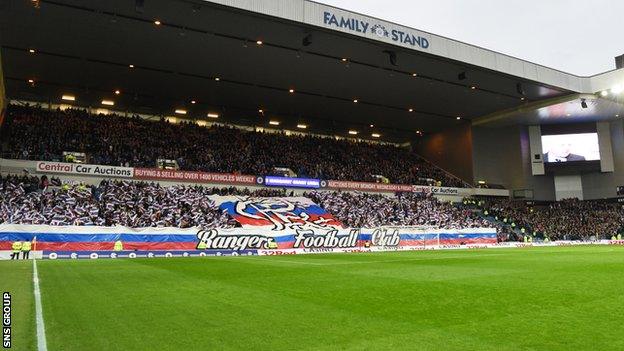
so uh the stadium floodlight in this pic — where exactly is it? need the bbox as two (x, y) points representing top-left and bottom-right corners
(348, 130), (358, 135)
(601, 90), (609, 97)
(269, 121), (280, 125)
(154, 20), (161, 25)
(101, 100), (114, 106)
(256, 40), (263, 45)
(61, 94), (75, 101)
(383, 50), (397, 66)
(372, 133), (381, 138)
(214, 77), (220, 81)
(412, 73), (418, 77)
(135, 0), (145, 13)
(353, 99), (358, 103)
(302, 34), (312, 46)
(408, 108), (414, 112)
(191, 100), (196, 104)
(129, 64), (134, 68)
(581, 99), (588, 109)
(289, 89), (295, 94)
(114, 90), (121, 95)
(28, 48), (35, 54)
(297, 124), (307, 129)
(27, 79), (35, 84)
(207, 113), (219, 119)
(456, 116), (461, 120)
(175, 109), (187, 115)
(369, 124), (374, 128)
(470, 86), (477, 90)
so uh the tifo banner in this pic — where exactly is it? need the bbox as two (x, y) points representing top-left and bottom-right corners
(0, 224), (497, 259)
(211, 196), (344, 230)
(269, 227), (497, 250)
(36, 161), (133, 178)
(0, 225), (199, 251)
(133, 168), (257, 185)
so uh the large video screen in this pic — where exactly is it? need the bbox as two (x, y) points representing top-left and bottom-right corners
(541, 133), (600, 163)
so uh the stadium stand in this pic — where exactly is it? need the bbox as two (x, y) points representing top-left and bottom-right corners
(5, 92), (619, 244)
(471, 198), (624, 241)
(307, 191), (488, 229)
(1, 174), (485, 230)
(1, 104), (467, 188)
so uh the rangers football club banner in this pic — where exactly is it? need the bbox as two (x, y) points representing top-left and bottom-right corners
(0, 224), (497, 259)
(211, 196), (344, 230)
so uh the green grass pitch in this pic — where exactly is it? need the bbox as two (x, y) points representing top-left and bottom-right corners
(3, 246), (624, 350)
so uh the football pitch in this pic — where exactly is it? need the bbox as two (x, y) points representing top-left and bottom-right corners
(3, 246), (624, 351)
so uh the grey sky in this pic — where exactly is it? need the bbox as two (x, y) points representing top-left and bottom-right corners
(317, 0), (624, 76)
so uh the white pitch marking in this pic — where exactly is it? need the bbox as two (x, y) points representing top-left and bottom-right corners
(33, 259), (48, 351)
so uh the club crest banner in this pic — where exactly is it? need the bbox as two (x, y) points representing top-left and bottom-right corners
(211, 196), (344, 230)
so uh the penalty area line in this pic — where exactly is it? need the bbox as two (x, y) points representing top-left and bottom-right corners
(33, 259), (48, 351)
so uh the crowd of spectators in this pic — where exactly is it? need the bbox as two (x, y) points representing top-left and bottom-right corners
(1, 104), (466, 187)
(307, 191), (489, 229)
(0, 177), (234, 228)
(476, 198), (624, 240)
(0, 175), (484, 230)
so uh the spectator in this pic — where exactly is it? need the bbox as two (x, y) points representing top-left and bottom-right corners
(0, 177), (487, 230)
(1, 104), (467, 188)
(475, 198), (624, 240)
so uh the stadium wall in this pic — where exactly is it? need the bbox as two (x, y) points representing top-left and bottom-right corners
(472, 125), (556, 200)
(473, 120), (624, 201)
(414, 124), (474, 184)
(0, 49), (6, 127)
(472, 126), (520, 188)
(581, 119), (624, 199)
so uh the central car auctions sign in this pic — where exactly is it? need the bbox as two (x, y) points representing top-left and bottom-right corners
(36, 161), (133, 178)
(133, 168), (257, 185)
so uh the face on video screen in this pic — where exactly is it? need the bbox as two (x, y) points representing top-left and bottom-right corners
(541, 133), (600, 163)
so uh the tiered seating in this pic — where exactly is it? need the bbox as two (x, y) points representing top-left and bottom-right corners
(2, 104), (466, 187)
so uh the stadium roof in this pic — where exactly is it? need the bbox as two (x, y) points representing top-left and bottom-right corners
(1, 0), (624, 142)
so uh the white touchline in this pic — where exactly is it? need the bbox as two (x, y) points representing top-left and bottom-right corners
(33, 259), (48, 351)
